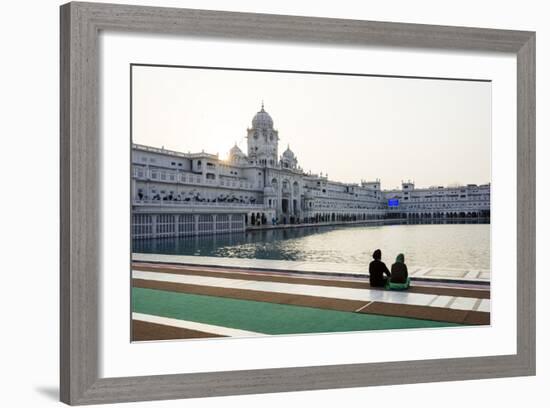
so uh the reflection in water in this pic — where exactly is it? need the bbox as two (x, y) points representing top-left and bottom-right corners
(133, 220), (490, 270)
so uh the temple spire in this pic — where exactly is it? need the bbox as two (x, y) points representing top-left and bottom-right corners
(261, 100), (264, 111)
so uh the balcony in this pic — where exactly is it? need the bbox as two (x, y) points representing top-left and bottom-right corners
(133, 199), (266, 210)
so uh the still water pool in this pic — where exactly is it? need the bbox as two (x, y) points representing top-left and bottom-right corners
(133, 223), (490, 270)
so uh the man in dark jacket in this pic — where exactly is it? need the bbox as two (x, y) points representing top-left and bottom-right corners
(369, 249), (391, 287)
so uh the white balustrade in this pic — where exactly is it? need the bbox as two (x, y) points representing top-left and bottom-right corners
(133, 199), (266, 210)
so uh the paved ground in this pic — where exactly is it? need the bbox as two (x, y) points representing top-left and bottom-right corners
(133, 253), (491, 282)
(131, 260), (490, 342)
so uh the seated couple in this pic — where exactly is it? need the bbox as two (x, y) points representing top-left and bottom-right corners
(368, 249), (411, 290)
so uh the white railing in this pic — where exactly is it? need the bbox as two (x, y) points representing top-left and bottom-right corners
(133, 172), (256, 190)
(133, 199), (266, 210)
(399, 203), (491, 211)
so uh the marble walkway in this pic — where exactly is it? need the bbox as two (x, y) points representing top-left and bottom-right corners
(133, 269), (490, 313)
(131, 259), (491, 341)
(133, 253), (491, 283)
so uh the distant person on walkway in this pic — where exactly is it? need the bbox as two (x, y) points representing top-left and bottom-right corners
(369, 249), (391, 288)
(388, 253), (411, 290)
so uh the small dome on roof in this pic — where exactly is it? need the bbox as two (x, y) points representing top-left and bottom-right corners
(282, 145), (295, 159)
(229, 143), (245, 157)
(281, 145), (298, 169)
(228, 143), (247, 164)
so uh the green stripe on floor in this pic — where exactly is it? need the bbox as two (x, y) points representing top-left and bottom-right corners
(132, 287), (460, 335)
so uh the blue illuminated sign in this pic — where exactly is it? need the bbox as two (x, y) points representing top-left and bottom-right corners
(388, 199), (399, 207)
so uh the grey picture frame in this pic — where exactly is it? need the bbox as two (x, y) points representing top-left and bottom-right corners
(60, 1), (536, 405)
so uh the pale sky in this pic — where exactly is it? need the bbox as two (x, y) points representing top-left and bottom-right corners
(132, 65), (491, 190)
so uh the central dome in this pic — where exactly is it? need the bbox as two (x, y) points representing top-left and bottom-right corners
(251, 103), (273, 129)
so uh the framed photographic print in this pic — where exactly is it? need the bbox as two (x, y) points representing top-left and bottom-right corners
(60, 1), (535, 405)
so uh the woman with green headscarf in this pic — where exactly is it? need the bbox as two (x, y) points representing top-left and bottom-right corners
(388, 253), (411, 290)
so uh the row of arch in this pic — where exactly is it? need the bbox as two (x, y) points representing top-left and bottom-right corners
(246, 211), (388, 226)
(302, 212), (384, 224)
(270, 178), (300, 195)
(246, 209), (490, 227)
(388, 210), (491, 219)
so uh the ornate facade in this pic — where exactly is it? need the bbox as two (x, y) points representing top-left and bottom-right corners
(131, 105), (490, 238)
